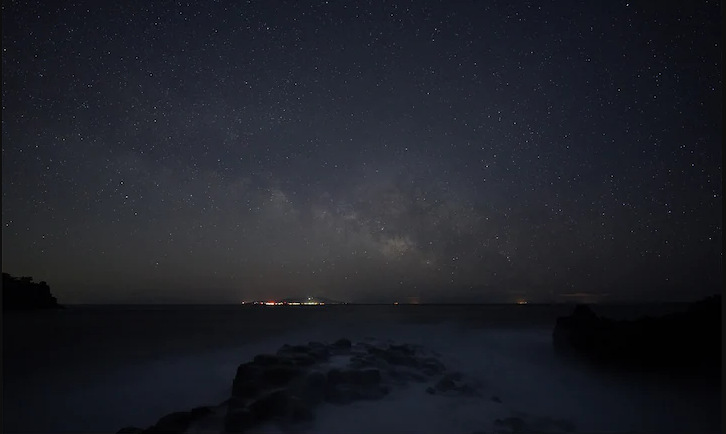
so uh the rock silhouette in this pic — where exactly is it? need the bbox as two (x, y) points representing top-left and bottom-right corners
(2, 272), (62, 310)
(118, 338), (484, 434)
(553, 295), (721, 374)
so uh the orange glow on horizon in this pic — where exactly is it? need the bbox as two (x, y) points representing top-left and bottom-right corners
(245, 299), (327, 306)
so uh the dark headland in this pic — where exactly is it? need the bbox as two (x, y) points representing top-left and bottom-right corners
(553, 294), (721, 375)
(2, 272), (63, 310)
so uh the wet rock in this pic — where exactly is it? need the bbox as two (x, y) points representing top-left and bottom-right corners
(361, 384), (390, 400)
(428, 372), (479, 396)
(295, 371), (327, 404)
(278, 343), (294, 352)
(353, 341), (374, 352)
(351, 368), (382, 385)
(234, 362), (261, 379)
(367, 346), (419, 367)
(366, 346), (386, 357)
(224, 407), (256, 433)
(325, 368), (388, 404)
(146, 411), (196, 433)
(276, 344), (298, 356)
(324, 385), (352, 404)
(261, 364), (303, 386)
(327, 368), (381, 386)
(351, 352), (388, 370)
(387, 367), (409, 384)
(226, 396), (245, 412)
(119, 338), (454, 433)
(306, 341), (331, 361)
(325, 383), (390, 404)
(246, 390), (314, 425)
(249, 390), (292, 421)
(493, 416), (526, 433)
(435, 376), (457, 393)
(290, 354), (317, 366)
(434, 372), (462, 392)
(232, 379), (262, 400)
(349, 354), (371, 368)
(326, 368), (346, 385)
(332, 338), (352, 350)
(231, 364), (263, 399)
(189, 406), (212, 417)
(233, 359), (303, 396)
(389, 343), (417, 355)
(420, 357), (446, 376)
(389, 367), (427, 384)
(288, 396), (314, 422)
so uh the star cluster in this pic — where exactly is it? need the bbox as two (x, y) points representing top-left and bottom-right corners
(2, 0), (721, 303)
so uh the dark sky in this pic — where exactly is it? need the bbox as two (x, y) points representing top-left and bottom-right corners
(2, 0), (721, 304)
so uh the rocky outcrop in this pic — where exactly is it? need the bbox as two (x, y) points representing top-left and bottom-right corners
(552, 295), (721, 374)
(2, 272), (62, 310)
(426, 371), (481, 397)
(118, 338), (483, 434)
(223, 339), (473, 432)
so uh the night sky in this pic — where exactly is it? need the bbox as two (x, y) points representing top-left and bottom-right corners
(2, 0), (721, 304)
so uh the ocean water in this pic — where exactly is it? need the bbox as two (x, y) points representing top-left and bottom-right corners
(2, 304), (720, 433)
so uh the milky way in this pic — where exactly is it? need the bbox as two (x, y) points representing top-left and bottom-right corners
(2, 1), (721, 303)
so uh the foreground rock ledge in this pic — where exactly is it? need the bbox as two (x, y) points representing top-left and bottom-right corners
(117, 338), (482, 434)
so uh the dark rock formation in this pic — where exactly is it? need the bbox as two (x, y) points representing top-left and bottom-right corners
(324, 367), (389, 404)
(120, 337), (483, 433)
(247, 390), (303, 422)
(116, 407), (212, 434)
(2, 272), (62, 310)
(552, 295), (721, 375)
(297, 370), (327, 404)
(331, 338), (352, 352)
(426, 371), (480, 396)
(224, 406), (256, 433)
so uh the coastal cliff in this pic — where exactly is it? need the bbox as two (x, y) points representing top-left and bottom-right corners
(2, 272), (63, 310)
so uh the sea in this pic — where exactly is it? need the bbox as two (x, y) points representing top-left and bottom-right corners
(2, 304), (721, 433)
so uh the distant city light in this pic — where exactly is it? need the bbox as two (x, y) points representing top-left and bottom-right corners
(242, 299), (327, 306)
